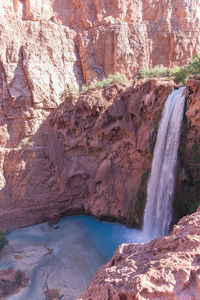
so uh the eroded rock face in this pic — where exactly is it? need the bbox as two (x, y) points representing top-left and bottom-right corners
(0, 1), (200, 231)
(0, 79), (174, 231)
(79, 207), (200, 300)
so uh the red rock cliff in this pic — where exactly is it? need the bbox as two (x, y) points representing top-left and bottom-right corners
(1, 0), (200, 89)
(0, 73), (200, 231)
(0, 79), (174, 231)
(0, 1), (200, 230)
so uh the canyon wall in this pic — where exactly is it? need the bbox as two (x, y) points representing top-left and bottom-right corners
(0, 77), (199, 232)
(0, 79), (174, 231)
(1, 0), (200, 90)
(0, 1), (200, 230)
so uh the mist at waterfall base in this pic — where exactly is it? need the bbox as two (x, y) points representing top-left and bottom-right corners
(1, 87), (186, 299)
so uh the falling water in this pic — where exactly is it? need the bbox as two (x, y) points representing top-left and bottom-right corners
(142, 87), (186, 240)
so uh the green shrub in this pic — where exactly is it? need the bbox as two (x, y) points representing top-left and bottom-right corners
(65, 73), (130, 97)
(106, 72), (130, 86)
(187, 53), (200, 76)
(89, 72), (130, 89)
(138, 54), (200, 84)
(172, 55), (200, 84)
(138, 67), (172, 79)
(90, 78), (109, 89)
(60, 86), (79, 100)
(172, 66), (188, 84)
(81, 84), (88, 93)
(0, 230), (8, 250)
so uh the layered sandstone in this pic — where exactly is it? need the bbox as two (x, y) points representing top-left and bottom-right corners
(79, 207), (200, 300)
(0, 1), (200, 231)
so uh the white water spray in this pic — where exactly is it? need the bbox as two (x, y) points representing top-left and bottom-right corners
(142, 87), (186, 240)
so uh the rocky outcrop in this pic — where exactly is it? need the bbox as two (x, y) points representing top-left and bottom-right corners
(79, 207), (200, 300)
(0, 79), (174, 231)
(0, 268), (28, 298)
(174, 78), (200, 222)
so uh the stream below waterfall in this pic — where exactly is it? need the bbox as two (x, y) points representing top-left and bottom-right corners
(1, 216), (143, 300)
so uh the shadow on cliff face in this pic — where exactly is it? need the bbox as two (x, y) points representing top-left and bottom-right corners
(0, 47), (31, 149)
(0, 79), (174, 231)
(3, 47), (34, 147)
(0, 46), (36, 214)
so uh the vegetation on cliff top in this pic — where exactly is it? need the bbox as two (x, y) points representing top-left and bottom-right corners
(138, 54), (200, 84)
(62, 54), (200, 100)
(81, 72), (130, 91)
(61, 72), (130, 99)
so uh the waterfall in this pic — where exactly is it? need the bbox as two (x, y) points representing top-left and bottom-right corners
(142, 87), (186, 240)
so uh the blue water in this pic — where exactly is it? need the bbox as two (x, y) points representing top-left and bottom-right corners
(7, 215), (141, 261)
(1, 215), (143, 299)
(59, 215), (141, 260)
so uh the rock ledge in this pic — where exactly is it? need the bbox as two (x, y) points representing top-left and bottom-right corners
(79, 207), (200, 300)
